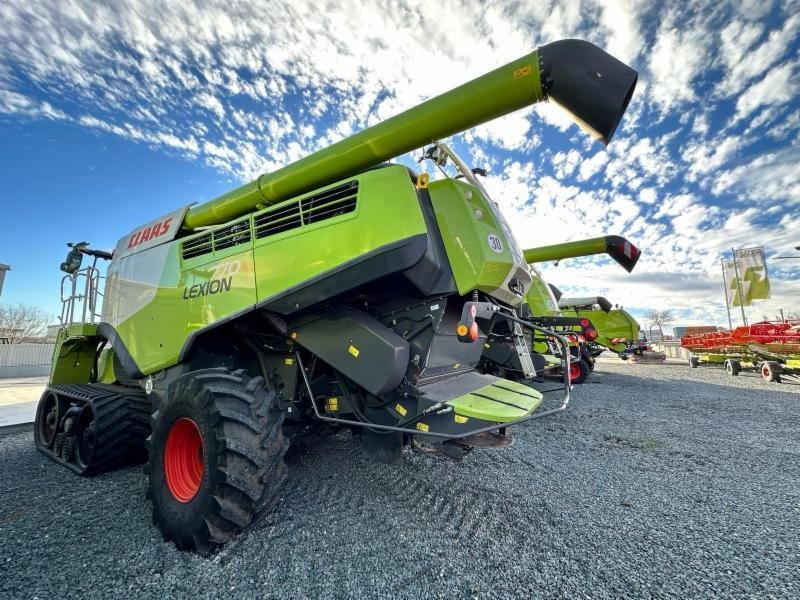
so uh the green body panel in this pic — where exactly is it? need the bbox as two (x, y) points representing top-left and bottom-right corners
(564, 307), (638, 353)
(96, 348), (117, 384)
(428, 178), (530, 306)
(105, 167), (429, 374)
(251, 166), (425, 302)
(49, 325), (100, 386)
(184, 53), (544, 229)
(524, 265), (559, 317)
(448, 380), (543, 422)
(523, 237), (609, 264)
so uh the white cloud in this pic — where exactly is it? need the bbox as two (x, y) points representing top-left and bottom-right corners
(712, 147), (800, 206)
(0, 89), (67, 120)
(596, 0), (645, 64)
(647, 12), (710, 110)
(718, 14), (800, 97)
(578, 151), (609, 181)
(733, 60), (798, 122)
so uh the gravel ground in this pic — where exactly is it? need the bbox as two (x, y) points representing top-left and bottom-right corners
(1, 357), (798, 599)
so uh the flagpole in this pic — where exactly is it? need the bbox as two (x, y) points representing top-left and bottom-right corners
(721, 258), (733, 330)
(731, 247), (748, 327)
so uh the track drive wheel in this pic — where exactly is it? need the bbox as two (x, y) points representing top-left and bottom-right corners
(568, 359), (590, 384)
(147, 368), (288, 552)
(761, 362), (781, 383)
(36, 391), (61, 449)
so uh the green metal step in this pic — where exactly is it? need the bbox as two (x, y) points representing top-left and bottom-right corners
(419, 372), (542, 423)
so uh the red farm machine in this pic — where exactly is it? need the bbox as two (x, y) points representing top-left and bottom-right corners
(681, 321), (800, 383)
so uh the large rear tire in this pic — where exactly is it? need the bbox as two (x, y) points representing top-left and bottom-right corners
(146, 368), (288, 552)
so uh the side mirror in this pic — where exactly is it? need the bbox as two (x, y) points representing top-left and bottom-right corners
(60, 242), (89, 275)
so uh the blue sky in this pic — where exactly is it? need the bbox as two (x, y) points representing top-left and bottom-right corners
(1, 0), (799, 330)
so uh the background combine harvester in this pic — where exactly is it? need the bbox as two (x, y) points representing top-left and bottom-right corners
(35, 39), (637, 551)
(525, 235), (665, 364)
(682, 321), (800, 383)
(481, 235), (645, 384)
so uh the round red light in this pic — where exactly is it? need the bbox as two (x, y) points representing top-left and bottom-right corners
(580, 318), (590, 327)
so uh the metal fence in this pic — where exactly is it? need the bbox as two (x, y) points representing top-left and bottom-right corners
(0, 343), (55, 367)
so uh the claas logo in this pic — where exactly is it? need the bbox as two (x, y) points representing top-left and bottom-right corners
(127, 218), (173, 249)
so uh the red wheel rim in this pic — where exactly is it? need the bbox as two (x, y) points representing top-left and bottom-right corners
(164, 418), (204, 503)
(762, 366), (770, 379)
(569, 362), (581, 381)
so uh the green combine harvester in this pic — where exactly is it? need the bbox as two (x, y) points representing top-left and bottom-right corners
(481, 235), (641, 383)
(36, 39), (637, 551)
(528, 236), (647, 361)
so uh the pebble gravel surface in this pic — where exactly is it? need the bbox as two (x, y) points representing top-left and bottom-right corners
(1, 357), (798, 599)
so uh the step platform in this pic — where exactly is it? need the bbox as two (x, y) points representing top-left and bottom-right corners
(411, 372), (543, 441)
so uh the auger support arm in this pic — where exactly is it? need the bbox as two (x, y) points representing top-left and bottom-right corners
(184, 40), (637, 229)
(523, 235), (641, 273)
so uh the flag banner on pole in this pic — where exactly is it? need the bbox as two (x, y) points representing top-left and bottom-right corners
(735, 246), (771, 303)
(722, 259), (749, 307)
(723, 247), (771, 307)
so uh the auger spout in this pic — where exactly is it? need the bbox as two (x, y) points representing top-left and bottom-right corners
(183, 39), (637, 229)
(523, 235), (641, 273)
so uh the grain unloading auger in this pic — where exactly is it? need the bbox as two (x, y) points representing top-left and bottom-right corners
(36, 40), (637, 550)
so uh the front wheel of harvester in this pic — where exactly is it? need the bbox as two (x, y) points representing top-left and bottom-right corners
(568, 359), (590, 384)
(689, 356), (699, 368)
(146, 368), (288, 552)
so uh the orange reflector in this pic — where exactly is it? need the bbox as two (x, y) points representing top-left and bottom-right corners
(457, 324), (468, 337)
(290, 331), (297, 339)
(469, 322), (479, 342)
(585, 327), (598, 341)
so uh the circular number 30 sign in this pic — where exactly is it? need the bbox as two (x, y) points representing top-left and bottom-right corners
(487, 233), (504, 254)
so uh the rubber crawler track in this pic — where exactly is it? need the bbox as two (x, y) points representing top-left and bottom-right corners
(34, 384), (151, 475)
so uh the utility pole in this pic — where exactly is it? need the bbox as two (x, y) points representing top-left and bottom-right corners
(720, 258), (733, 330)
